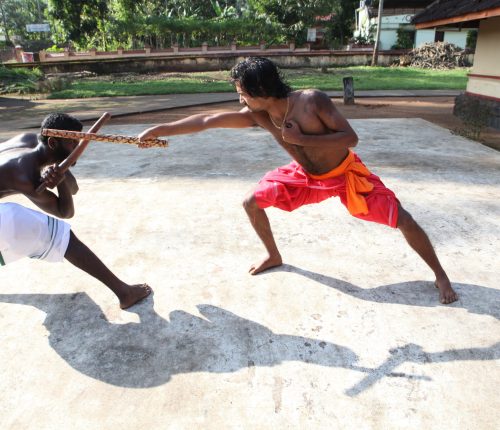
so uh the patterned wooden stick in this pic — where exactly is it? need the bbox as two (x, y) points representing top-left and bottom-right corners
(41, 129), (168, 148)
(36, 112), (111, 193)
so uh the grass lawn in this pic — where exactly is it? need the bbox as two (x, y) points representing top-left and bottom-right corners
(46, 66), (469, 99)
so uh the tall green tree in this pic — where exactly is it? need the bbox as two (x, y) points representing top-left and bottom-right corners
(247, 0), (334, 43)
(47, 0), (108, 47)
(0, 0), (48, 44)
(328, 0), (359, 47)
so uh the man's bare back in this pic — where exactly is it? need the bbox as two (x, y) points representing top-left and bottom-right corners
(0, 133), (45, 199)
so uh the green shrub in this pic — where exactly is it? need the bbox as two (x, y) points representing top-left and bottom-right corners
(0, 65), (43, 94)
(45, 45), (64, 52)
(36, 77), (71, 93)
(391, 28), (414, 50)
(466, 30), (478, 50)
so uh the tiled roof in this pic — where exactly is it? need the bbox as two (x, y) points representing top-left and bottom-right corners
(412, 0), (500, 24)
(383, 0), (434, 7)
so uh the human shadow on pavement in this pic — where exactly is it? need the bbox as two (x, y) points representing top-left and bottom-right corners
(277, 265), (500, 320)
(345, 341), (500, 396)
(0, 292), (498, 396)
(0, 291), (430, 392)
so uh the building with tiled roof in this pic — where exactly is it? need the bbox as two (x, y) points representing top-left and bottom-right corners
(413, 0), (500, 129)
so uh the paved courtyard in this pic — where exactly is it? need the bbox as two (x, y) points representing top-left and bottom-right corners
(0, 119), (499, 429)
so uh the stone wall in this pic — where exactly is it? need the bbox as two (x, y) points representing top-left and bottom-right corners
(454, 92), (500, 130)
(5, 50), (406, 75)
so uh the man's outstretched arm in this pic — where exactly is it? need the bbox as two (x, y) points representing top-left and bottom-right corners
(138, 110), (256, 141)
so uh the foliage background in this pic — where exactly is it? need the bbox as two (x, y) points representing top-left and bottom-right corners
(0, 0), (359, 50)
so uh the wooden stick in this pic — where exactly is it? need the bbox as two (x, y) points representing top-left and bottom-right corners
(41, 129), (168, 148)
(36, 112), (111, 193)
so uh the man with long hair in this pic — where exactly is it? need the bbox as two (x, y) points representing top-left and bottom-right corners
(139, 57), (457, 304)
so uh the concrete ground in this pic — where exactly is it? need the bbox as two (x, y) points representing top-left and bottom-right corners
(0, 119), (499, 429)
(0, 90), (461, 139)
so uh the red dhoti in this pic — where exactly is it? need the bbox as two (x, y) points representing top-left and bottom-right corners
(253, 151), (399, 228)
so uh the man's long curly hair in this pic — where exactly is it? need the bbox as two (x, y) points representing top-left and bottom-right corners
(230, 57), (292, 99)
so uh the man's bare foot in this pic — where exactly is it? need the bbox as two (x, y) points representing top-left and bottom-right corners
(249, 254), (282, 275)
(435, 278), (458, 304)
(119, 284), (152, 309)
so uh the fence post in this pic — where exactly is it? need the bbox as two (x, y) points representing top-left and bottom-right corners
(202, 42), (208, 52)
(231, 40), (237, 51)
(14, 46), (23, 62)
(343, 76), (355, 105)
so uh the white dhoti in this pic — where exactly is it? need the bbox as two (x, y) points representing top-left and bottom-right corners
(0, 202), (70, 266)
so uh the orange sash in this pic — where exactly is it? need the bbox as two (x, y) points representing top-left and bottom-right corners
(309, 151), (373, 215)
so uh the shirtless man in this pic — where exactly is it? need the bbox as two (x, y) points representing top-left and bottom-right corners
(138, 57), (457, 304)
(0, 113), (151, 309)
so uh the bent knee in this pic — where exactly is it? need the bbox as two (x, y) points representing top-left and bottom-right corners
(396, 206), (415, 230)
(242, 191), (259, 211)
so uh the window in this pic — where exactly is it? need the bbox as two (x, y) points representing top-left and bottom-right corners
(434, 31), (444, 42)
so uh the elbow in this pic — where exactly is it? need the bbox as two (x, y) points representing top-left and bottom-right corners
(59, 207), (75, 219)
(201, 114), (217, 128)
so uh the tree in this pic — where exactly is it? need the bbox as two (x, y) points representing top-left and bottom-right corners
(371, 0), (383, 66)
(0, 0), (11, 43)
(329, 0), (358, 47)
(38, 0), (359, 51)
(47, 0), (108, 47)
(0, 0), (49, 44)
(247, 0), (332, 43)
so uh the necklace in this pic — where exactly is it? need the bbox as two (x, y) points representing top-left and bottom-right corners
(269, 96), (290, 129)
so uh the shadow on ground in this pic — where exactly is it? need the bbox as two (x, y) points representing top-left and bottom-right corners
(276, 265), (500, 320)
(0, 284), (497, 395)
(0, 97), (35, 110)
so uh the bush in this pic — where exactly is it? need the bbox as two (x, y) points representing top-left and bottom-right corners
(0, 65), (43, 94)
(18, 40), (54, 52)
(0, 40), (14, 48)
(45, 44), (65, 52)
(36, 77), (71, 93)
(391, 28), (414, 49)
(466, 30), (478, 51)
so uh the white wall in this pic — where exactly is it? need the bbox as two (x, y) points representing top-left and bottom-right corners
(467, 16), (500, 99)
(379, 14), (411, 49)
(415, 28), (469, 48)
(379, 30), (398, 50)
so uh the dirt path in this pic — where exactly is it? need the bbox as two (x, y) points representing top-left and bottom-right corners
(106, 96), (500, 150)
